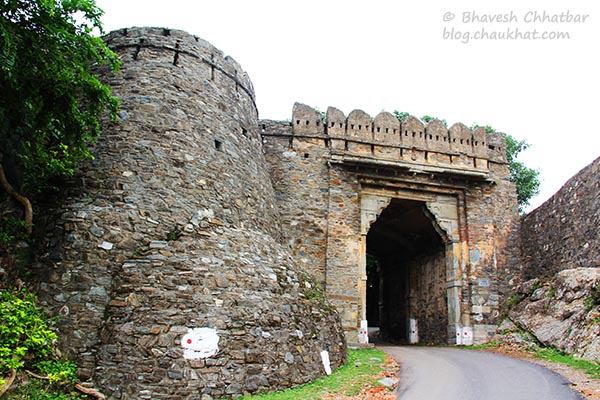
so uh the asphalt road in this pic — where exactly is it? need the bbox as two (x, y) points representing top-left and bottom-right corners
(381, 346), (582, 400)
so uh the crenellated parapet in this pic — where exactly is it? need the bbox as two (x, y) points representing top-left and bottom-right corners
(264, 103), (508, 178)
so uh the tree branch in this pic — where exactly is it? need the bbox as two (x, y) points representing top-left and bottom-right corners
(0, 162), (32, 234)
(25, 370), (106, 399)
(75, 383), (106, 400)
(0, 368), (17, 397)
(25, 370), (47, 380)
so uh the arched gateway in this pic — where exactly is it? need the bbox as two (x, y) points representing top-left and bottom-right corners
(261, 103), (521, 345)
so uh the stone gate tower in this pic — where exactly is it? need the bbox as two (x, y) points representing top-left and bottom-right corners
(261, 103), (520, 344)
(34, 29), (345, 399)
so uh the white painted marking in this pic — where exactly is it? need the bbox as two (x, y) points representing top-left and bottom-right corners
(181, 328), (220, 359)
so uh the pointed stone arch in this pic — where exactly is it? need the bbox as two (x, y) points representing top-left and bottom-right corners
(359, 188), (465, 343)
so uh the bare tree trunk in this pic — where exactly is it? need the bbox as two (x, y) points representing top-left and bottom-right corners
(0, 163), (32, 234)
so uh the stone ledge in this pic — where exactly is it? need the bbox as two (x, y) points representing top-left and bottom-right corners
(329, 153), (494, 182)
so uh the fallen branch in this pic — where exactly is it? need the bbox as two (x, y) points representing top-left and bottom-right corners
(0, 368), (17, 397)
(25, 370), (106, 399)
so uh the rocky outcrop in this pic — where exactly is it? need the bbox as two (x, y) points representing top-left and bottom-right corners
(508, 268), (600, 361)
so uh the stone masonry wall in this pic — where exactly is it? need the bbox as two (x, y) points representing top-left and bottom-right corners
(521, 156), (600, 279)
(261, 103), (520, 344)
(324, 166), (362, 340)
(32, 28), (345, 399)
(464, 162), (520, 342)
(409, 249), (448, 344)
(261, 120), (331, 286)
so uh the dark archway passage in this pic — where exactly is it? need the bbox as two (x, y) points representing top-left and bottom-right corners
(366, 198), (448, 344)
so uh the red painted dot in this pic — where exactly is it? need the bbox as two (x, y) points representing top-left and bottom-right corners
(187, 338), (192, 344)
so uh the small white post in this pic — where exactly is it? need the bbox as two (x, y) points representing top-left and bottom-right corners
(409, 318), (419, 344)
(461, 326), (473, 345)
(320, 350), (332, 375)
(358, 320), (369, 344)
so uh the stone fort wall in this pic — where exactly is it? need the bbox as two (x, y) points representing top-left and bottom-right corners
(261, 103), (521, 344)
(521, 157), (600, 279)
(25, 22), (596, 397)
(32, 28), (345, 399)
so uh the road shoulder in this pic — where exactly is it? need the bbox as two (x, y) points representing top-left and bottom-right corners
(478, 346), (600, 400)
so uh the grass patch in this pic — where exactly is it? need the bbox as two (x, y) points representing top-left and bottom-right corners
(534, 347), (600, 380)
(462, 341), (501, 350)
(241, 348), (390, 399)
(5, 378), (87, 399)
(507, 294), (519, 308)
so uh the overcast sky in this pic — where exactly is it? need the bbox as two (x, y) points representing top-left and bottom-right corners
(95, 0), (599, 212)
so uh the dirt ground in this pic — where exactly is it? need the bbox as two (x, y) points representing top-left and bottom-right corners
(482, 345), (600, 400)
(321, 355), (400, 400)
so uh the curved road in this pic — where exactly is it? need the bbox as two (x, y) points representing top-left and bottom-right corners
(381, 346), (582, 400)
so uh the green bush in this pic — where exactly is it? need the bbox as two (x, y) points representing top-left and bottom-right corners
(0, 290), (57, 373)
(35, 360), (78, 385)
(0, 290), (86, 398)
(0, 216), (29, 245)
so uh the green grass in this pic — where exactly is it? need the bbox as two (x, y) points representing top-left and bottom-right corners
(534, 347), (600, 380)
(240, 348), (389, 399)
(4, 379), (87, 399)
(465, 333), (600, 381)
(462, 341), (501, 350)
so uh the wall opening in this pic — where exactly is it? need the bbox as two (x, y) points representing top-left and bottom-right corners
(214, 138), (223, 151)
(366, 198), (448, 344)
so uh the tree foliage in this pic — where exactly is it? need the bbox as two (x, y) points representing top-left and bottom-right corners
(0, 0), (119, 230)
(393, 110), (448, 126)
(420, 115), (447, 126)
(0, 290), (57, 373)
(504, 134), (540, 212)
(392, 110), (409, 122)
(0, 289), (85, 398)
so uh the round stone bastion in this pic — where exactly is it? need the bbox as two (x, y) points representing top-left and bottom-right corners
(32, 27), (346, 399)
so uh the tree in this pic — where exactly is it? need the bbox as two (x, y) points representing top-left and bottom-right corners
(504, 134), (540, 212)
(0, 0), (119, 233)
(420, 115), (447, 126)
(392, 110), (409, 122)
(393, 111), (447, 126)
(471, 125), (540, 212)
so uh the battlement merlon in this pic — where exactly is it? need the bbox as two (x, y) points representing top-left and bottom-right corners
(260, 103), (508, 169)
